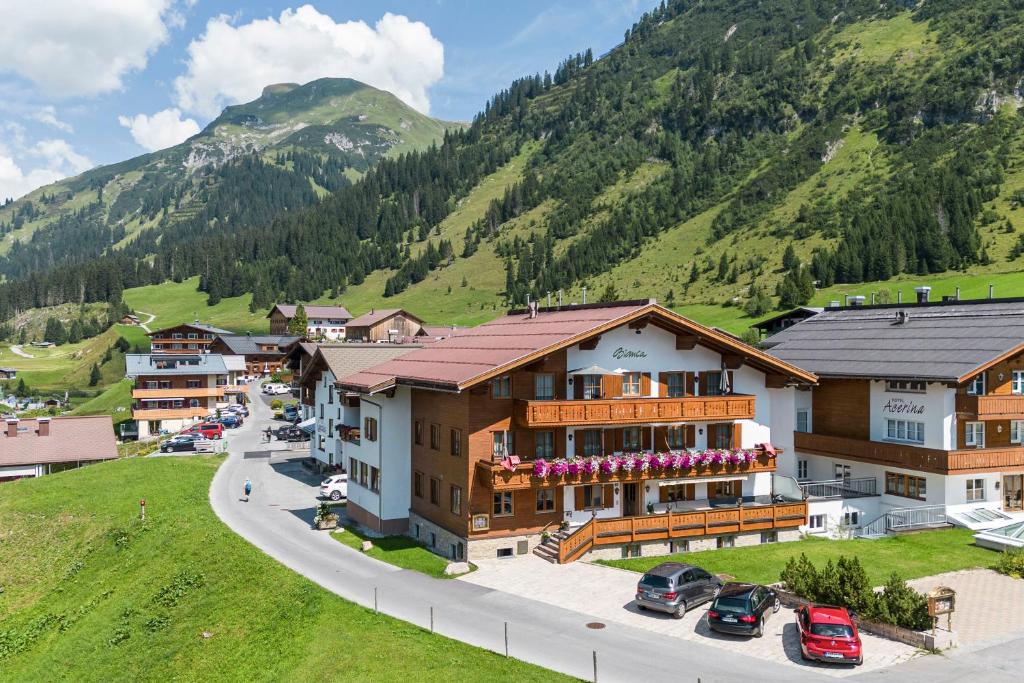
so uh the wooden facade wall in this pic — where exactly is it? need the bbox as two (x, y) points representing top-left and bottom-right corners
(812, 378), (870, 439)
(347, 313), (423, 342)
(269, 311), (289, 335)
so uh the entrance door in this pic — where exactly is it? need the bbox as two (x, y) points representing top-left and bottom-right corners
(1004, 475), (1024, 511)
(622, 483), (639, 517)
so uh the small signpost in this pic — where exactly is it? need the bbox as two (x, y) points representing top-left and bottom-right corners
(139, 498), (146, 522)
(927, 586), (955, 635)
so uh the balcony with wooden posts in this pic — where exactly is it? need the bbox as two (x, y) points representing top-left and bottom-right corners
(131, 407), (212, 420)
(515, 394), (756, 428)
(132, 387), (225, 400)
(956, 394), (1024, 420)
(477, 449), (778, 491)
(794, 431), (1024, 475)
(557, 500), (807, 563)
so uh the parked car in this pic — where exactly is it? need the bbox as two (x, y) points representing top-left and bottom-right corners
(320, 473), (348, 501)
(796, 604), (863, 665)
(282, 404), (299, 421)
(707, 582), (781, 638)
(183, 422), (224, 440)
(263, 383), (291, 395)
(283, 426), (310, 442)
(223, 404), (249, 417)
(215, 415), (243, 429)
(160, 434), (206, 453)
(635, 562), (723, 618)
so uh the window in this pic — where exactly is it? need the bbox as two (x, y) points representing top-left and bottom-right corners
(717, 535), (735, 549)
(665, 373), (686, 398)
(491, 375), (511, 398)
(622, 372), (641, 396)
(536, 489), (555, 512)
(369, 466), (380, 493)
(843, 511), (859, 526)
(186, 379), (201, 389)
(535, 431), (554, 459)
(967, 373), (986, 396)
(159, 381), (172, 389)
(582, 429), (602, 457)
(796, 409), (809, 433)
(711, 480), (737, 498)
(450, 485), (462, 515)
(886, 379), (926, 393)
(662, 483), (695, 502)
(493, 491), (513, 516)
(450, 428), (461, 456)
(413, 471), (423, 498)
(430, 423), (440, 450)
(414, 420), (423, 445)
(582, 374), (602, 399)
(328, 386), (334, 404)
(761, 531), (778, 544)
(1013, 420), (1024, 445)
(797, 459), (808, 480)
(172, 343), (182, 350)
(187, 344), (199, 350)
(173, 400), (184, 408)
(834, 464), (851, 481)
(886, 419), (924, 444)
(1014, 371), (1024, 395)
(704, 371), (724, 396)
(885, 471), (927, 500)
(189, 399), (199, 408)
(172, 332), (183, 339)
(623, 426), (641, 451)
(363, 417), (378, 442)
(429, 477), (440, 505)
(534, 373), (554, 400)
(582, 484), (604, 509)
(712, 423), (733, 449)
(965, 421), (985, 448)
(808, 514), (826, 531)
(145, 381), (158, 389)
(492, 430), (514, 458)
(666, 425), (686, 450)
(187, 332), (198, 339)
(966, 478), (985, 502)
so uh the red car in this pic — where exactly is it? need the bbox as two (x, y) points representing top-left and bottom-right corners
(183, 422), (224, 440)
(796, 605), (862, 665)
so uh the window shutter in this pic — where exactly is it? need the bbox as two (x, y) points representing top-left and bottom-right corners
(654, 426), (668, 451)
(642, 427), (652, 451)
(727, 370), (735, 395)
(613, 428), (624, 453)
(574, 378), (585, 400)
(604, 374), (622, 398)
(685, 372), (696, 396)
(575, 486), (585, 510)
(684, 483), (696, 500)
(706, 424), (717, 449)
(574, 432), (585, 457)
(732, 422), (743, 449)
(657, 372), (668, 397)
(698, 372), (708, 396)
(685, 425), (696, 448)
(641, 372), (652, 396)
(659, 486), (670, 503)
(603, 484), (615, 509)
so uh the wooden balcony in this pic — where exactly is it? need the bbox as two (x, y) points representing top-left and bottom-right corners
(477, 452), (778, 492)
(221, 384), (250, 394)
(133, 387), (224, 399)
(132, 407), (211, 420)
(558, 501), (807, 563)
(794, 431), (1024, 475)
(956, 394), (1024, 420)
(515, 395), (756, 428)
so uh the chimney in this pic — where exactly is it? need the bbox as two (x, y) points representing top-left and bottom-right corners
(955, 287), (960, 301)
(989, 284), (994, 300)
(914, 286), (931, 303)
(843, 294), (850, 306)
(897, 290), (902, 304)
(547, 292), (552, 307)
(849, 295), (866, 307)
(582, 286), (588, 305)
(870, 292), (876, 305)
(528, 301), (539, 319)
(37, 417), (50, 437)
(6, 418), (18, 437)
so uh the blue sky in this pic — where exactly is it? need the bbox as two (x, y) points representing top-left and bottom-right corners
(0, 1), (655, 201)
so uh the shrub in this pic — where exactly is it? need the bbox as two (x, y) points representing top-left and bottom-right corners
(870, 572), (931, 631)
(270, 399), (283, 410)
(780, 553), (818, 597)
(995, 548), (1024, 578)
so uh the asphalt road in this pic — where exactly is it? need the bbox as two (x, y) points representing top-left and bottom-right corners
(210, 387), (1024, 683)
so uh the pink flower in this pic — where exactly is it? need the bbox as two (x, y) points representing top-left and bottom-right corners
(582, 457), (599, 475)
(567, 459), (583, 476)
(533, 459), (550, 478)
(600, 456), (619, 474)
(726, 452), (742, 466)
(743, 450), (758, 464)
(550, 459), (569, 476)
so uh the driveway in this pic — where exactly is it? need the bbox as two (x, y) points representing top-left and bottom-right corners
(907, 569), (1024, 649)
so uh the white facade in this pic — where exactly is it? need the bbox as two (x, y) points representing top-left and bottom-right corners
(311, 368), (341, 466)
(307, 319), (347, 340)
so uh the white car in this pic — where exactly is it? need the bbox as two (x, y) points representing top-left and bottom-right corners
(320, 474), (348, 501)
(262, 383), (291, 395)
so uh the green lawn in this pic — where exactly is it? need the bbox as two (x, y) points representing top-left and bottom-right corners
(71, 379), (133, 425)
(0, 457), (565, 682)
(331, 524), (465, 579)
(122, 276), (267, 334)
(596, 528), (998, 587)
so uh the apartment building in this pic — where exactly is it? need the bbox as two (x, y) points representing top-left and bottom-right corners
(764, 294), (1024, 535)
(209, 334), (300, 376)
(127, 353), (247, 438)
(337, 300), (814, 562)
(148, 322), (230, 354)
(268, 304), (352, 340)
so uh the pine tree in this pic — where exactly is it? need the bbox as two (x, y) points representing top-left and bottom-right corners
(287, 304), (308, 336)
(89, 363), (102, 386)
(688, 262), (699, 283)
(15, 377), (28, 397)
(717, 253), (729, 282)
(44, 317), (67, 345)
(599, 282), (618, 302)
(782, 244), (798, 271)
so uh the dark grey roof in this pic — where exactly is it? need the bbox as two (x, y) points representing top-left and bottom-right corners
(149, 321), (232, 336)
(751, 307), (823, 331)
(763, 301), (1024, 381)
(215, 334), (300, 355)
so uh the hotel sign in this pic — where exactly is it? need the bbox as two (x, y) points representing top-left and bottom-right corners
(882, 397), (925, 416)
(612, 347), (648, 360)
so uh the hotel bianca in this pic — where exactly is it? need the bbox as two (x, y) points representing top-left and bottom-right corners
(327, 300), (816, 563)
(764, 292), (1024, 538)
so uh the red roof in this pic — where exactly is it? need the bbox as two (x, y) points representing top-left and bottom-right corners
(1, 415), (118, 468)
(345, 308), (423, 328)
(270, 304), (352, 320)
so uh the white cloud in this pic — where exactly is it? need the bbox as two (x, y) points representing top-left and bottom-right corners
(32, 105), (72, 132)
(173, 5), (444, 119)
(0, 1), (175, 97)
(0, 138), (92, 202)
(118, 108), (201, 151)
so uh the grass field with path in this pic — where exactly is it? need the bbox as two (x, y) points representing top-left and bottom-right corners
(0, 456), (566, 682)
(596, 528), (998, 587)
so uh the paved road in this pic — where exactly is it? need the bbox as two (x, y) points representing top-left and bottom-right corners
(10, 345), (33, 358)
(209, 388), (1024, 682)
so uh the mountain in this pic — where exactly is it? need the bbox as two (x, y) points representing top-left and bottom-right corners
(1, 1), (1023, 334)
(0, 78), (454, 281)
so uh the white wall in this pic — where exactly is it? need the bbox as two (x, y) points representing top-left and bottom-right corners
(311, 369), (340, 465)
(345, 386), (411, 523)
(868, 380), (955, 449)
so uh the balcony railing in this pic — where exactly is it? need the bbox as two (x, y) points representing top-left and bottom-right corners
(133, 387), (224, 399)
(132, 407), (211, 420)
(794, 431), (1024, 474)
(557, 500), (808, 563)
(956, 394), (1024, 420)
(477, 450), (778, 491)
(799, 477), (878, 499)
(515, 394), (756, 428)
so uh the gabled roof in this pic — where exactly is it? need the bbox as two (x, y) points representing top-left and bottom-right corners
(339, 300), (816, 393)
(1, 416), (118, 467)
(213, 334), (300, 355)
(126, 353), (228, 376)
(147, 321), (231, 337)
(301, 344), (422, 386)
(763, 299), (1024, 382)
(345, 308), (423, 328)
(751, 307), (823, 331)
(268, 304), (352, 320)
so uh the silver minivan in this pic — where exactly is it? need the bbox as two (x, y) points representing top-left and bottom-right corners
(635, 562), (723, 619)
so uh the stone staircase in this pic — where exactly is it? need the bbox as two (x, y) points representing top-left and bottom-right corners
(532, 529), (571, 563)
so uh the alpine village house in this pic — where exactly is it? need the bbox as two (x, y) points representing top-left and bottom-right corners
(320, 300), (814, 563)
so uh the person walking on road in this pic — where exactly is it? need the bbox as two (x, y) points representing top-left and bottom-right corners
(243, 478), (252, 502)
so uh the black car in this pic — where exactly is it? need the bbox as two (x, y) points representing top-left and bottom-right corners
(282, 426), (310, 442)
(160, 435), (204, 453)
(635, 562), (723, 618)
(707, 582), (781, 637)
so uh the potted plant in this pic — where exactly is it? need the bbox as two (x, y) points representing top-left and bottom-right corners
(312, 501), (339, 530)
(646, 502), (655, 514)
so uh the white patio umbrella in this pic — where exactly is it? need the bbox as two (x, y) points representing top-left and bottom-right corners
(568, 365), (622, 375)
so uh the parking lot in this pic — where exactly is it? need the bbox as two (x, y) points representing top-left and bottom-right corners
(460, 555), (922, 677)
